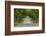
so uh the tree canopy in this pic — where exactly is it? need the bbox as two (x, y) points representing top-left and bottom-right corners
(14, 9), (39, 23)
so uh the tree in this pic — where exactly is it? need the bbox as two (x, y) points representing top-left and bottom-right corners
(14, 9), (39, 24)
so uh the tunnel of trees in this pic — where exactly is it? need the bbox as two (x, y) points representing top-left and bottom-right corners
(14, 9), (39, 24)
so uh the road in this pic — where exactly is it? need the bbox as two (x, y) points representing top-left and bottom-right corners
(14, 23), (39, 27)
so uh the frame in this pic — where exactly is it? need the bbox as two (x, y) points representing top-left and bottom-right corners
(5, 1), (45, 35)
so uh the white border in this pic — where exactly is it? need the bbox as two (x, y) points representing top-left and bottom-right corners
(11, 5), (42, 31)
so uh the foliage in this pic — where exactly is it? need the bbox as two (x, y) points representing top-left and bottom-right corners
(14, 9), (39, 23)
